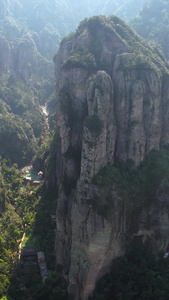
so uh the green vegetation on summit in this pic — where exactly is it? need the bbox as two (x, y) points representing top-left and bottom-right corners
(130, 0), (169, 59)
(62, 15), (169, 77)
(62, 49), (96, 71)
(53, 12), (169, 299)
(2, 1), (169, 299)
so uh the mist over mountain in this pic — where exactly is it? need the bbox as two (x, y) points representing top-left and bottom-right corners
(130, 0), (169, 59)
(2, 1), (169, 300)
(0, 0), (148, 48)
(0, 0), (148, 166)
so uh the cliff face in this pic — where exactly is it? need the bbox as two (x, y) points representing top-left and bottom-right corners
(0, 31), (52, 82)
(54, 16), (169, 299)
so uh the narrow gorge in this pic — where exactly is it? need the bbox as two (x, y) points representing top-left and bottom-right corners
(2, 2), (169, 299)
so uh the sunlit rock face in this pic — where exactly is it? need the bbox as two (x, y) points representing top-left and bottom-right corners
(54, 16), (169, 300)
(112, 52), (162, 165)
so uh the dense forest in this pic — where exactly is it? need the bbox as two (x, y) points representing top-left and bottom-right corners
(91, 241), (169, 300)
(0, 157), (61, 300)
(1, 0), (169, 299)
(0, 0), (151, 166)
(0, 0), (147, 36)
(90, 148), (169, 299)
(0, 0), (148, 166)
(0, 74), (48, 166)
(130, 0), (169, 59)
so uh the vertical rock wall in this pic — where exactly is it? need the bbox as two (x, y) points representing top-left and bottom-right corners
(54, 17), (169, 300)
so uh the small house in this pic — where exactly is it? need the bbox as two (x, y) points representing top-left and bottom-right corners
(20, 247), (39, 274)
(24, 177), (33, 183)
(32, 180), (40, 186)
(37, 251), (45, 262)
(38, 171), (43, 179)
(37, 251), (48, 279)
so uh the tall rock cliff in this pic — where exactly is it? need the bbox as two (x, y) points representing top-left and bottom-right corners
(54, 16), (169, 299)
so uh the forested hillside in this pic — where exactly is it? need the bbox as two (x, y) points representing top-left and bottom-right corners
(0, 0), (148, 166)
(0, 69), (53, 166)
(3, 1), (169, 300)
(130, 0), (169, 59)
(0, 0), (147, 48)
(0, 3), (55, 165)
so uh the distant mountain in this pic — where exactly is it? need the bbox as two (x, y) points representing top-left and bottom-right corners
(130, 0), (169, 59)
(0, 0), (148, 38)
(0, 0), (148, 166)
(0, 0), (148, 67)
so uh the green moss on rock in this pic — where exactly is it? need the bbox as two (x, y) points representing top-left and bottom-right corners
(62, 49), (96, 71)
(84, 114), (103, 136)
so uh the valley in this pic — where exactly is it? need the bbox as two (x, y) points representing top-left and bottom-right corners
(1, 1), (169, 300)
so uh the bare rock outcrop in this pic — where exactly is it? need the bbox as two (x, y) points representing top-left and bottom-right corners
(54, 16), (169, 299)
(113, 52), (162, 165)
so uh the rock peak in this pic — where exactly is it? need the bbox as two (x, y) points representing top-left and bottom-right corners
(54, 16), (169, 299)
